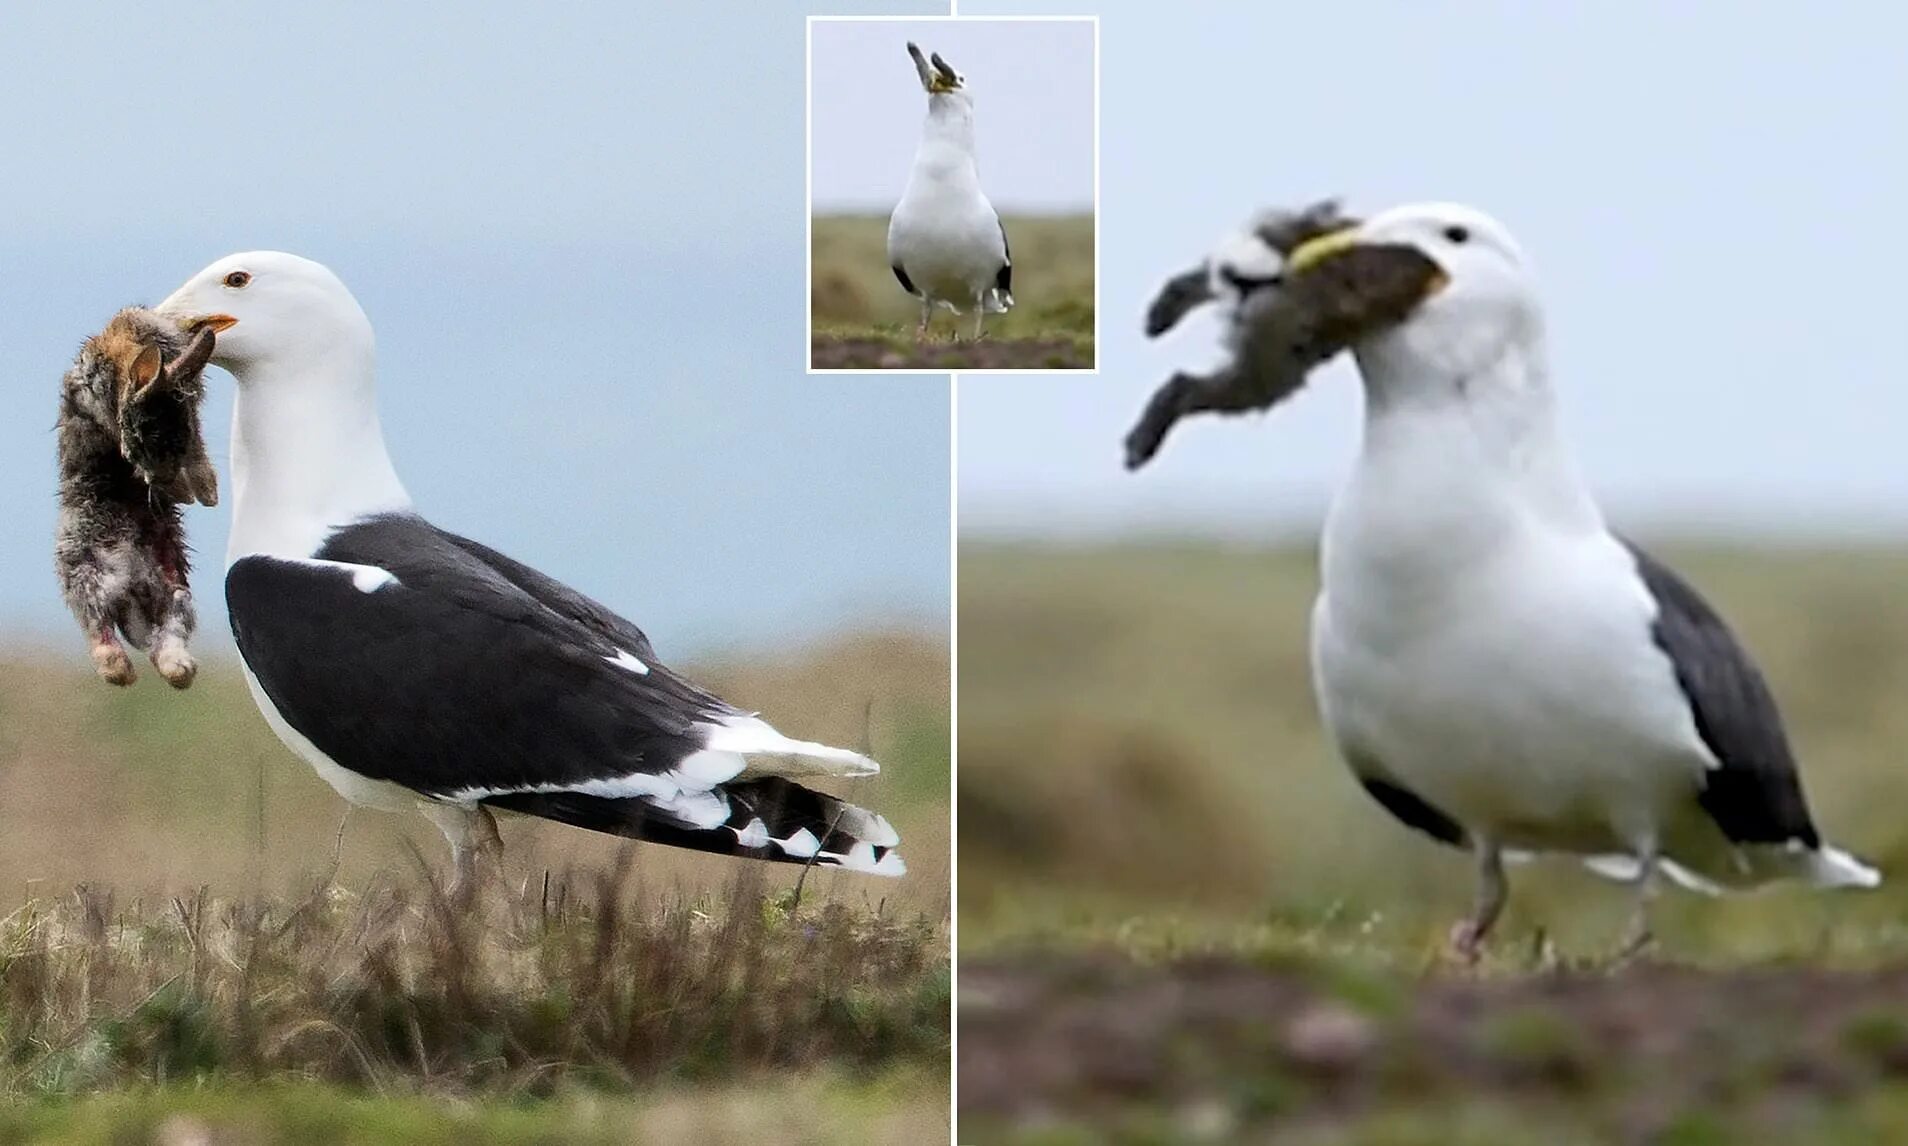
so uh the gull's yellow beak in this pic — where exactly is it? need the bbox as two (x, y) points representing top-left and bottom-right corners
(1285, 228), (1362, 275)
(180, 314), (239, 333)
(927, 49), (961, 92)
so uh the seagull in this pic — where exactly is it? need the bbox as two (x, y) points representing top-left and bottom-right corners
(1280, 203), (1876, 958)
(155, 252), (905, 892)
(887, 41), (1013, 341)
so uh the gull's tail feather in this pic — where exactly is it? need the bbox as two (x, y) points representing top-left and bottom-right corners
(699, 715), (880, 779)
(1808, 845), (1882, 889)
(1582, 843), (1879, 893)
(482, 776), (905, 876)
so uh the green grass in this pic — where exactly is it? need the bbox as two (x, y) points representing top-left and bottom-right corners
(963, 1091), (1908, 1146)
(0, 1072), (946, 1144)
(811, 214), (1093, 369)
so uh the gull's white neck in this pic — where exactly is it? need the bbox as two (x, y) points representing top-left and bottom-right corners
(225, 338), (411, 564)
(1343, 322), (1605, 542)
(909, 95), (981, 192)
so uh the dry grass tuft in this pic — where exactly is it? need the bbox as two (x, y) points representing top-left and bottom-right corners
(0, 865), (946, 1098)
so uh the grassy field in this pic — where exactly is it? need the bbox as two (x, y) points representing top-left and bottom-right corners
(958, 541), (1908, 1142)
(810, 214), (1093, 370)
(0, 633), (948, 1142)
(0, 1073), (945, 1143)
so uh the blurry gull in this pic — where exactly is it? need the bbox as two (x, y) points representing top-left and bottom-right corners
(154, 252), (905, 892)
(887, 42), (1013, 341)
(1217, 203), (1876, 957)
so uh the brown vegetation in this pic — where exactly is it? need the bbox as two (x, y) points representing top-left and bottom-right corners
(0, 632), (949, 1135)
(0, 867), (943, 1095)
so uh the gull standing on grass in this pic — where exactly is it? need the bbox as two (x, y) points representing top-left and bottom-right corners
(1279, 203), (1877, 959)
(154, 252), (905, 894)
(887, 42), (1014, 341)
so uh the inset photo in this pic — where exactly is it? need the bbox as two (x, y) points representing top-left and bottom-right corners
(808, 15), (1097, 372)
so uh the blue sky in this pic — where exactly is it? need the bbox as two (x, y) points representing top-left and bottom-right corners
(811, 17), (1095, 212)
(0, 0), (948, 655)
(959, 0), (1908, 540)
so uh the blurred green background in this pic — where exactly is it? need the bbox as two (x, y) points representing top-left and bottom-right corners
(958, 542), (1908, 956)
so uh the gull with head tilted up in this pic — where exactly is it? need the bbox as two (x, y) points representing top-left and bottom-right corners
(887, 42), (1013, 342)
(155, 253), (905, 893)
(1189, 202), (1877, 958)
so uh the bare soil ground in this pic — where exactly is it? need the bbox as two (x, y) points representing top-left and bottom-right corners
(960, 952), (1908, 1143)
(811, 335), (1092, 371)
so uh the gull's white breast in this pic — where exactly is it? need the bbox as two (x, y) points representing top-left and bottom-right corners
(888, 144), (1004, 306)
(1310, 403), (1713, 854)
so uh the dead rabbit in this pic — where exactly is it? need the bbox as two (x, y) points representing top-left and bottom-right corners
(55, 307), (225, 687)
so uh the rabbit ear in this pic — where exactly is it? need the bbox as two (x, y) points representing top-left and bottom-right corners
(129, 345), (164, 392)
(1253, 200), (1360, 256)
(161, 325), (217, 388)
(906, 42), (934, 90)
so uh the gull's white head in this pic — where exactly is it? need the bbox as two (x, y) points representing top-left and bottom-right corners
(157, 251), (404, 557)
(1290, 202), (1541, 381)
(156, 251), (374, 379)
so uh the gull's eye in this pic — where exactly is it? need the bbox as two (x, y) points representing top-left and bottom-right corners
(223, 271), (252, 289)
(1442, 225), (1471, 245)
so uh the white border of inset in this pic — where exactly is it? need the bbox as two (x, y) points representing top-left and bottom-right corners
(805, 13), (1101, 376)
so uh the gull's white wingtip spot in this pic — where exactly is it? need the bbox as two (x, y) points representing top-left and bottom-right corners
(774, 828), (822, 858)
(834, 808), (900, 849)
(732, 817), (770, 849)
(826, 840), (907, 876)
